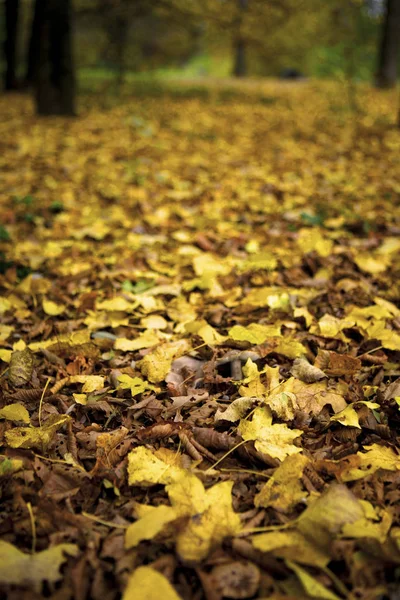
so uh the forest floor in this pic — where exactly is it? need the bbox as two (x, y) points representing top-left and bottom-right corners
(1, 81), (400, 600)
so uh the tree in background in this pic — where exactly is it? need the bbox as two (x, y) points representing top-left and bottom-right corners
(34, 0), (76, 115)
(375, 0), (400, 88)
(3, 0), (20, 90)
(232, 0), (248, 77)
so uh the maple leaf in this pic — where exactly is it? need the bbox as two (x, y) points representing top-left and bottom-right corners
(126, 448), (241, 561)
(0, 541), (79, 588)
(238, 406), (303, 461)
(255, 453), (309, 511)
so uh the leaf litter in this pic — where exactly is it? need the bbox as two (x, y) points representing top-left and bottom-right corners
(1, 83), (400, 598)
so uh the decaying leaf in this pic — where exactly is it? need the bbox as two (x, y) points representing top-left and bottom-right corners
(290, 358), (326, 383)
(215, 397), (256, 422)
(5, 414), (71, 450)
(8, 348), (33, 387)
(339, 444), (400, 481)
(211, 561), (260, 599)
(314, 350), (361, 377)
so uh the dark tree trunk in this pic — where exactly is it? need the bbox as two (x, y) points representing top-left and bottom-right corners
(3, 0), (20, 90)
(376, 0), (400, 88)
(25, 0), (41, 85)
(232, 0), (248, 77)
(35, 0), (76, 116)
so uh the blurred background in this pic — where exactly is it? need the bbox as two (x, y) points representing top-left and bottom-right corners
(0, 0), (398, 116)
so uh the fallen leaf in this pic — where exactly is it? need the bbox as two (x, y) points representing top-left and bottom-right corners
(255, 453), (309, 511)
(122, 566), (182, 600)
(0, 541), (79, 587)
(238, 407), (303, 461)
(0, 403), (30, 423)
(290, 358), (326, 383)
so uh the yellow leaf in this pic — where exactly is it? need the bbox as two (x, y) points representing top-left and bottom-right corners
(239, 359), (267, 397)
(298, 228), (333, 258)
(193, 253), (231, 277)
(5, 414), (71, 450)
(185, 320), (226, 345)
(117, 374), (156, 396)
(0, 403), (30, 423)
(229, 323), (282, 344)
(330, 401), (379, 429)
(69, 375), (104, 393)
(0, 541), (79, 587)
(73, 393), (87, 405)
(297, 484), (364, 550)
(96, 297), (135, 312)
(12, 339), (26, 351)
(126, 448), (241, 561)
(341, 510), (392, 543)
(243, 287), (290, 309)
(354, 253), (388, 274)
(252, 530), (330, 568)
(42, 299), (66, 316)
(340, 444), (400, 482)
(115, 330), (161, 351)
(238, 407), (303, 461)
(273, 337), (307, 359)
(140, 315), (168, 329)
(255, 453), (309, 511)
(127, 446), (186, 487)
(330, 404), (360, 428)
(0, 349), (12, 363)
(170, 479), (242, 562)
(125, 505), (177, 549)
(312, 314), (355, 339)
(0, 457), (24, 476)
(122, 566), (182, 600)
(137, 340), (189, 383)
(28, 329), (91, 352)
(286, 560), (341, 600)
(239, 252), (277, 272)
(0, 298), (12, 314)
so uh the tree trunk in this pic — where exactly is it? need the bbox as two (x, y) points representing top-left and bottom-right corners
(232, 0), (248, 77)
(375, 0), (400, 88)
(25, 0), (41, 85)
(35, 0), (76, 116)
(3, 0), (20, 90)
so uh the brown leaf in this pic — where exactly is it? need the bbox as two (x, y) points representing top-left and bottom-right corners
(314, 350), (361, 377)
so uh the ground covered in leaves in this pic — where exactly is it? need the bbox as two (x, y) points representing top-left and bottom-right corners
(1, 81), (400, 600)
